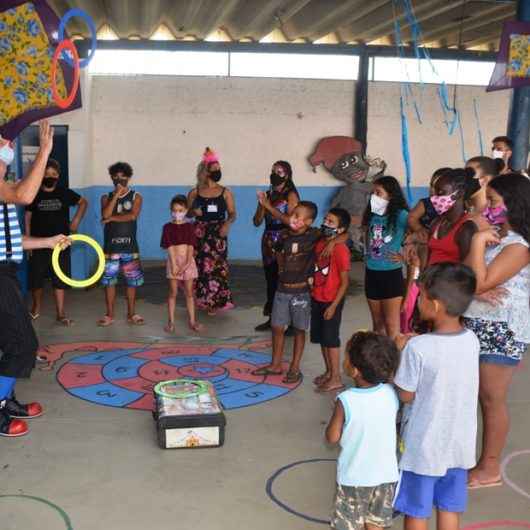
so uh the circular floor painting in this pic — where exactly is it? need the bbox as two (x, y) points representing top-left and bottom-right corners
(51, 338), (301, 411)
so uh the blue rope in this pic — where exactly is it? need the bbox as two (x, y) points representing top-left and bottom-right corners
(400, 95), (413, 202)
(473, 98), (485, 156)
(456, 111), (467, 163)
(393, 0), (478, 167)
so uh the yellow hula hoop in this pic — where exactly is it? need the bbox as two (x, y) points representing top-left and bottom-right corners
(52, 234), (105, 289)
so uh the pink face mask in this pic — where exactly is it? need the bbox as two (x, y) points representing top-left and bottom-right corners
(430, 193), (457, 216)
(483, 205), (508, 226)
(290, 217), (305, 231)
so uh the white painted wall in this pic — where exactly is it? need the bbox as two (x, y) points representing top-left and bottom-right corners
(50, 74), (511, 189)
(368, 82), (511, 184)
(48, 69), (92, 189)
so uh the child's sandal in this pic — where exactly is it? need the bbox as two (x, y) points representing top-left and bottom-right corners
(283, 370), (303, 384)
(164, 322), (175, 333)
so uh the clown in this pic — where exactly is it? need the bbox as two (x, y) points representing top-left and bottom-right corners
(309, 136), (386, 254)
(0, 122), (70, 438)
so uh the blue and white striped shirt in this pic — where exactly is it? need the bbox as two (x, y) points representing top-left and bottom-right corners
(0, 203), (23, 263)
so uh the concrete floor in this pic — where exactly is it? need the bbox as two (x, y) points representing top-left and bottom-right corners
(1, 263), (529, 530)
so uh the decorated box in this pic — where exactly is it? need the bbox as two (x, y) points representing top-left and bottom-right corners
(153, 379), (226, 449)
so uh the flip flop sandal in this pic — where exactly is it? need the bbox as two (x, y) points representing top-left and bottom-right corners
(56, 317), (74, 327)
(316, 383), (346, 394)
(127, 314), (145, 326)
(189, 322), (204, 332)
(164, 323), (175, 333)
(97, 316), (115, 327)
(313, 374), (330, 385)
(30, 312), (40, 320)
(283, 371), (303, 384)
(251, 367), (283, 377)
(468, 477), (503, 490)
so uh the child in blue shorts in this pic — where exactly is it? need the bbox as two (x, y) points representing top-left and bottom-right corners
(326, 331), (400, 530)
(394, 263), (480, 530)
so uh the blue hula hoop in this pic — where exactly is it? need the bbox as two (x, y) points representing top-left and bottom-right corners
(58, 8), (97, 69)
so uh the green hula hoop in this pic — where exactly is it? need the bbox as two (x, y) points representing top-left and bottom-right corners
(0, 494), (73, 530)
(154, 379), (210, 399)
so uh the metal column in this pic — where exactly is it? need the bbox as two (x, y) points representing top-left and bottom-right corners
(508, 0), (530, 171)
(354, 45), (369, 153)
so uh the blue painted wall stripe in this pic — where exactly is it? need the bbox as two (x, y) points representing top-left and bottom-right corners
(69, 185), (430, 278)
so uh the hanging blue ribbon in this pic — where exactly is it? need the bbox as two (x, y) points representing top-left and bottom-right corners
(393, 0), (476, 168)
(400, 95), (413, 202)
(473, 98), (485, 156)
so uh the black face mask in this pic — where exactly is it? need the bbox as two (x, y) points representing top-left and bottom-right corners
(270, 172), (286, 187)
(320, 224), (339, 238)
(43, 177), (58, 188)
(209, 170), (222, 182)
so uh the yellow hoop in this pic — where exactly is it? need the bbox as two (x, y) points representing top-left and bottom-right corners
(52, 234), (105, 289)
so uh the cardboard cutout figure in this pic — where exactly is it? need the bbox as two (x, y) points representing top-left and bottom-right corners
(309, 136), (386, 253)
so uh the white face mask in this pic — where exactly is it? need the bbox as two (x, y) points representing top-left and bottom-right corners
(370, 194), (389, 216)
(171, 211), (186, 222)
(492, 149), (505, 160)
(0, 142), (14, 166)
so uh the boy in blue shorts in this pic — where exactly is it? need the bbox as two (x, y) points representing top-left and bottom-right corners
(98, 162), (145, 327)
(394, 263), (480, 530)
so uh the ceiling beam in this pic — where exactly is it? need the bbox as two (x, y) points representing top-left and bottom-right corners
(77, 39), (496, 62)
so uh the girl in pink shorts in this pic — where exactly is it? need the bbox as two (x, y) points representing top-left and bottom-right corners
(160, 195), (202, 332)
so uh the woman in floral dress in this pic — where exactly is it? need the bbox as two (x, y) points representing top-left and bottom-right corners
(187, 148), (236, 315)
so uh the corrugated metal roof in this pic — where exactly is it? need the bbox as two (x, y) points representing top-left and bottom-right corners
(48, 0), (515, 51)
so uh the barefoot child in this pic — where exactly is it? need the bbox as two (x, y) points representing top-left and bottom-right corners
(326, 331), (400, 530)
(394, 263), (480, 530)
(312, 208), (351, 392)
(161, 195), (201, 333)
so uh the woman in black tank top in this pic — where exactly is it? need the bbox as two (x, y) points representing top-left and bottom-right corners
(187, 148), (236, 315)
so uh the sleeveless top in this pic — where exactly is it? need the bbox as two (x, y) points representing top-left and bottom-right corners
(465, 231), (530, 344)
(0, 203), (23, 263)
(337, 384), (399, 487)
(420, 197), (438, 229)
(193, 188), (227, 223)
(265, 188), (291, 231)
(428, 214), (470, 265)
(103, 189), (139, 254)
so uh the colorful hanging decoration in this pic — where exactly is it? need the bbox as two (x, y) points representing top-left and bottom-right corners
(488, 21), (530, 91)
(0, 0), (82, 140)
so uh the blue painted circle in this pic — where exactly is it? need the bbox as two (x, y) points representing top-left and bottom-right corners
(58, 8), (97, 68)
(266, 458), (336, 525)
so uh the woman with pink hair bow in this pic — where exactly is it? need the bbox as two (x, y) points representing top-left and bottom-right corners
(187, 148), (236, 315)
